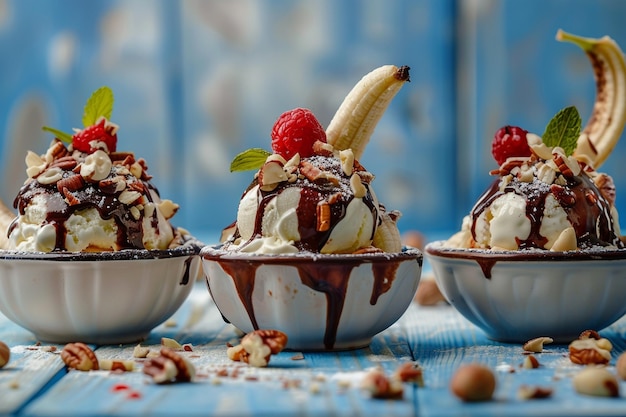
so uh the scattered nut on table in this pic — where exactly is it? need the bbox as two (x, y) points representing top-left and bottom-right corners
(361, 368), (404, 399)
(522, 336), (553, 353)
(522, 355), (540, 369)
(394, 362), (424, 386)
(517, 385), (553, 400)
(133, 344), (150, 358)
(161, 337), (183, 350)
(99, 359), (134, 372)
(227, 329), (288, 367)
(572, 367), (619, 397)
(143, 348), (195, 384)
(449, 363), (496, 402)
(568, 336), (612, 365)
(414, 275), (446, 306)
(61, 342), (99, 371)
(0, 341), (10, 368)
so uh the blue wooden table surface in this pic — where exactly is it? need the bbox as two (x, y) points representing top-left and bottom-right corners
(3, 280), (626, 417)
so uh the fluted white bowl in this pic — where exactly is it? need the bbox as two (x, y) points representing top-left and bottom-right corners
(0, 239), (202, 344)
(425, 240), (626, 342)
(201, 245), (422, 351)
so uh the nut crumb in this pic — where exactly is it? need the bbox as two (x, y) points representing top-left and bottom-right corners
(523, 337), (553, 353)
(361, 368), (403, 399)
(518, 385), (553, 400)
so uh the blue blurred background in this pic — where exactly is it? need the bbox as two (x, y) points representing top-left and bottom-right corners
(1, 0), (626, 243)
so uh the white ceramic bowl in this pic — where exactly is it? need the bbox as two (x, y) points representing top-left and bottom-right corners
(425, 240), (626, 342)
(0, 238), (202, 344)
(201, 246), (422, 351)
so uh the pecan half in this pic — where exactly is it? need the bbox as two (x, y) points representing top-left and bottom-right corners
(227, 329), (288, 367)
(57, 174), (85, 193)
(61, 343), (99, 371)
(569, 337), (612, 365)
(142, 348), (195, 384)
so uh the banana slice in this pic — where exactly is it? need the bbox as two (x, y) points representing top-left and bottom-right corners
(326, 65), (410, 160)
(557, 30), (626, 169)
(0, 199), (15, 250)
(372, 210), (402, 253)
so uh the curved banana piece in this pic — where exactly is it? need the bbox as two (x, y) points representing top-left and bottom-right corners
(326, 65), (410, 160)
(557, 29), (626, 169)
(0, 199), (15, 250)
(372, 211), (402, 253)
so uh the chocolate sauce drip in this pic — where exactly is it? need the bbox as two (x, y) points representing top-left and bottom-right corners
(180, 256), (194, 285)
(216, 261), (260, 329)
(209, 250), (417, 350)
(470, 174), (623, 251)
(370, 261), (401, 304)
(296, 262), (356, 350)
(10, 169), (170, 251)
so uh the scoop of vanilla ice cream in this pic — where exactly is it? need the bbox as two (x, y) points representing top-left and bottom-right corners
(8, 138), (179, 253)
(472, 192), (572, 250)
(449, 142), (622, 251)
(235, 185), (300, 254)
(232, 183), (378, 254)
(320, 198), (376, 253)
(8, 194), (58, 252)
(225, 148), (388, 254)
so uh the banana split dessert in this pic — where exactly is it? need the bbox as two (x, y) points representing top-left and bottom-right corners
(0, 87), (201, 344)
(222, 65), (411, 255)
(447, 31), (625, 252)
(203, 65), (423, 350)
(424, 31), (626, 342)
(3, 87), (185, 253)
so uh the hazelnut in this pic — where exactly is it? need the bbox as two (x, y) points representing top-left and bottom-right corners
(572, 367), (619, 397)
(0, 341), (10, 368)
(450, 364), (496, 402)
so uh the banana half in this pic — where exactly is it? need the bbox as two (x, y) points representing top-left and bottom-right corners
(0, 199), (15, 250)
(557, 29), (626, 169)
(326, 65), (410, 160)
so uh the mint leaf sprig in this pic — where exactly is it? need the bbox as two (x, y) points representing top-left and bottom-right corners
(542, 106), (581, 156)
(42, 86), (115, 143)
(230, 148), (272, 172)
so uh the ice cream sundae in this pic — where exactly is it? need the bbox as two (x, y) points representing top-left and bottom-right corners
(221, 65), (411, 255)
(202, 65), (423, 350)
(5, 86), (183, 253)
(424, 30), (626, 342)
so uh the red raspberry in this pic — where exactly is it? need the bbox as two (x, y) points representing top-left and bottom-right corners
(491, 126), (531, 165)
(72, 117), (117, 153)
(271, 108), (326, 160)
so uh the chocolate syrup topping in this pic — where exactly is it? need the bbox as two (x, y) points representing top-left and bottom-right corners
(9, 160), (172, 252)
(230, 155), (379, 253)
(470, 174), (623, 250)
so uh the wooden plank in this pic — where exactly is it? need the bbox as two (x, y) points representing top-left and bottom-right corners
(0, 313), (65, 415)
(21, 284), (420, 416)
(403, 304), (626, 417)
